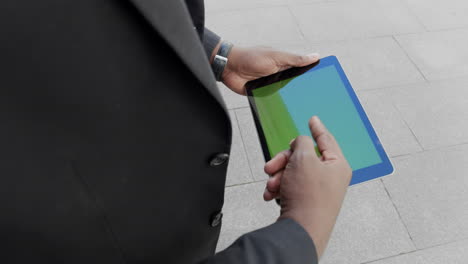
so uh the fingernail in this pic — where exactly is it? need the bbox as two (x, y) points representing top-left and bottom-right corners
(307, 53), (320, 59)
(289, 138), (295, 146)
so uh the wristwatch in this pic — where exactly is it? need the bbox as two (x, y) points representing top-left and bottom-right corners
(212, 42), (233, 82)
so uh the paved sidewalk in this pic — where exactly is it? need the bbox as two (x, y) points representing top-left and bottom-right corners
(205, 0), (468, 263)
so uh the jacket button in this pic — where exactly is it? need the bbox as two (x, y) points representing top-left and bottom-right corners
(210, 211), (223, 227)
(210, 153), (229, 167)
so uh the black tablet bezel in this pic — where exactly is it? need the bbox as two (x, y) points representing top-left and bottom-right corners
(245, 60), (321, 162)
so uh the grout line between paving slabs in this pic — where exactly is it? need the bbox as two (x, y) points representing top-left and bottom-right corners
(398, 0), (429, 32)
(361, 237), (468, 264)
(425, 25), (468, 34)
(303, 29), (428, 45)
(391, 25), (468, 39)
(356, 79), (428, 93)
(286, 5), (308, 42)
(379, 178), (417, 249)
(234, 109), (258, 183)
(394, 108), (425, 152)
(206, 3), (289, 15)
(379, 140), (468, 161)
(290, 33), (407, 46)
(228, 106), (250, 111)
(383, 83), (426, 152)
(361, 73), (468, 92)
(391, 35), (429, 83)
(423, 141), (468, 153)
(389, 152), (415, 159)
(225, 178), (267, 188)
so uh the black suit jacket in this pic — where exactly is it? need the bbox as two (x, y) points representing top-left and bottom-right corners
(0, 0), (317, 263)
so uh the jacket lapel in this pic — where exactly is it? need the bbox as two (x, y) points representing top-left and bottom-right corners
(128, 0), (225, 106)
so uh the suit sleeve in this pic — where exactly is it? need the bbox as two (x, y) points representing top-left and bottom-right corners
(200, 218), (318, 264)
(202, 28), (221, 60)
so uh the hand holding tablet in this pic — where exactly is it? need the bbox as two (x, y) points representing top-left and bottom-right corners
(246, 56), (393, 184)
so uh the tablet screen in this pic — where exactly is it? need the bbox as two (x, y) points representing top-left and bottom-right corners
(249, 60), (382, 171)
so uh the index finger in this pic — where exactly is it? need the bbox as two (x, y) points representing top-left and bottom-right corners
(289, 135), (321, 163)
(264, 149), (292, 175)
(309, 116), (343, 158)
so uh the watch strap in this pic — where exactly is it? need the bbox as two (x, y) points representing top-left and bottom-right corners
(218, 41), (233, 59)
(212, 42), (233, 81)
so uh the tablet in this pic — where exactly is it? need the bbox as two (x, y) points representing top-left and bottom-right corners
(246, 55), (393, 185)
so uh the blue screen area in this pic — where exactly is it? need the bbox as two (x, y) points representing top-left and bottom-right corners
(252, 64), (382, 171)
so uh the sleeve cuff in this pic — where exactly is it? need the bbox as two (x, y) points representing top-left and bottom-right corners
(261, 218), (319, 262)
(207, 218), (318, 264)
(203, 28), (221, 61)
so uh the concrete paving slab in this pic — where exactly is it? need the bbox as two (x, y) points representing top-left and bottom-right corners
(216, 181), (279, 252)
(405, 0), (468, 31)
(290, 0), (424, 42)
(235, 108), (269, 181)
(206, 6), (305, 46)
(218, 83), (249, 109)
(396, 29), (468, 81)
(319, 180), (415, 264)
(386, 79), (468, 150)
(382, 144), (468, 249)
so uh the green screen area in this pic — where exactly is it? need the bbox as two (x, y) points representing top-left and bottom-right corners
(251, 65), (382, 171)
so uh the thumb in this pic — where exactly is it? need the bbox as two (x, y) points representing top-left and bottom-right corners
(278, 52), (320, 68)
